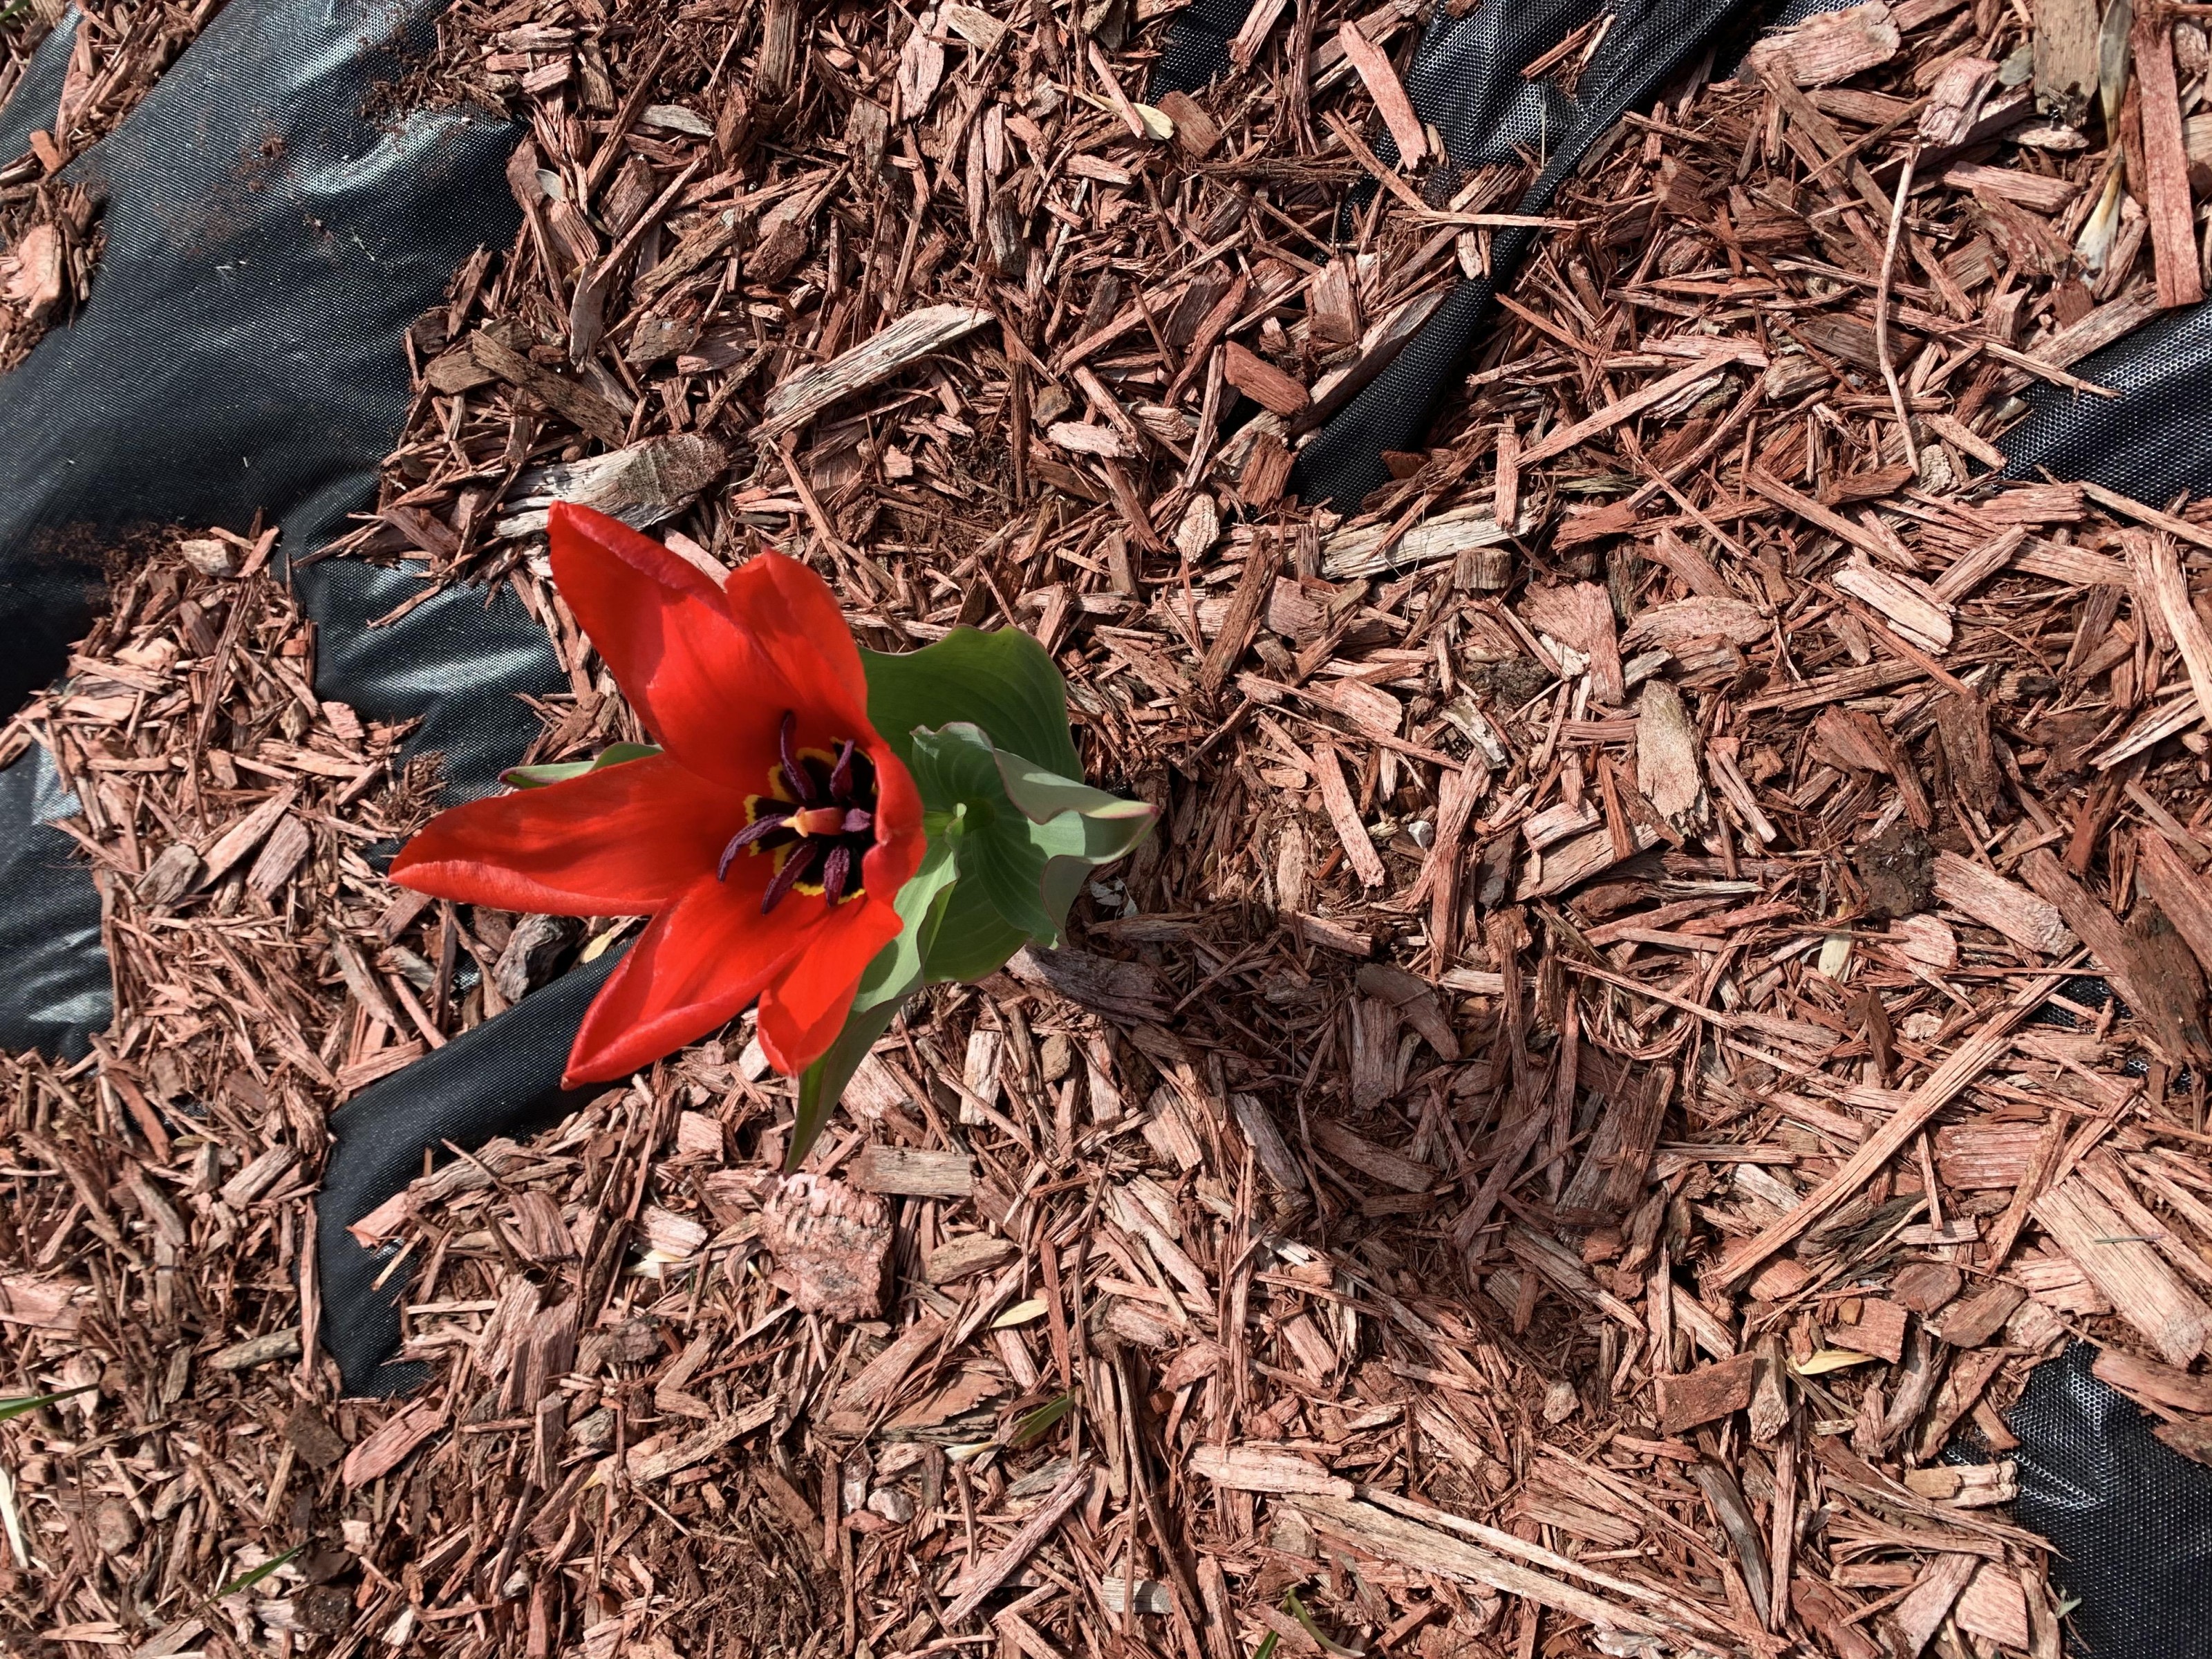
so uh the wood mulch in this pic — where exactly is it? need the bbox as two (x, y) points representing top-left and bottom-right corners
(0, 0), (218, 371)
(6, 0), (2212, 1656)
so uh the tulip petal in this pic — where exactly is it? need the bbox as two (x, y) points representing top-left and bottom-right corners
(548, 503), (795, 789)
(755, 895), (905, 1074)
(389, 754), (744, 915)
(862, 740), (926, 899)
(723, 550), (873, 731)
(563, 868), (825, 1085)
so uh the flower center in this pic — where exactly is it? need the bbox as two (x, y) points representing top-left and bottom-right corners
(718, 711), (878, 912)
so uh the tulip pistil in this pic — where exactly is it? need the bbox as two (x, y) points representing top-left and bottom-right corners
(720, 712), (879, 910)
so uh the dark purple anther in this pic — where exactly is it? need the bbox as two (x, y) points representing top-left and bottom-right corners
(761, 841), (820, 912)
(778, 710), (814, 805)
(717, 806), (791, 879)
(723, 710), (883, 911)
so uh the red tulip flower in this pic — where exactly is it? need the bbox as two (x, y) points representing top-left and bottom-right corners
(390, 503), (924, 1087)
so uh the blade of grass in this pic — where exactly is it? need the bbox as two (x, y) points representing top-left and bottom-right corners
(1007, 1389), (1077, 1450)
(212, 1544), (303, 1602)
(0, 1383), (99, 1423)
(1284, 1589), (1363, 1659)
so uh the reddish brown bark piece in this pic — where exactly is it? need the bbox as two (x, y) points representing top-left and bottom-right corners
(2093, 1346), (2212, 1414)
(283, 1405), (348, 1471)
(1221, 341), (1311, 416)
(1519, 581), (1626, 704)
(753, 1465), (822, 1539)
(1156, 89), (1219, 157)
(2157, 1421), (2212, 1467)
(1929, 1281), (2025, 1347)
(1933, 851), (2074, 955)
(341, 1400), (442, 1488)
(1749, 1257), (1813, 1302)
(1335, 21), (1426, 163)
(1713, 988), (2061, 1287)
(1892, 1553), (1978, 1658)
(2036, 0), (2099, 120)
(940, 1463), (1092, 1624)
(1954, 1564), (2030, 1651)
(1655, 1351), (1762, 1432)
(758, 1173), (891, 1321)
(830, 1313), (947, 1414)
(1914, 1345), (2009, 1458)
(2137, 827), (2212, 979)
(2133, 530), (2212, 730)
(1933, 691), (2005, 817)
(1743, 1), (1901, 86)
(1794, 1576), (1886, 1659)
(2034, 1176), (2212, 1365)
(469, 329), (631, 448)
(1199, 533), (1285, 695)
(2132, 9), (2204, 308)
(1846, 1298), (1909, 1363)
(849, 1145), (975, 1198)
(1315, 743), (1387, 888)
(1934, 1119), (2043, 1188)
(1520, 346), (1763, 467)
(1314, 1120), (1432, 1193)
(2019, 847), (2211, 1064)
(1891, 1262), (1962, 1313)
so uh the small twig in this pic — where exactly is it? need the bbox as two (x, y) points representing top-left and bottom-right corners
(1875, 144), (1920, 471)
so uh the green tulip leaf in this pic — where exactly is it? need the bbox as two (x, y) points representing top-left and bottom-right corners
(994, 747), (1155, 932)
(503, 742), (660, 789)
(787, 838), (962, 1168)
(789, 995), (906, 1172)
(853, 837), (962, 1018)
(908, 723), (1154, 948)
(991, 750), (1152, 833)
(910, 724), (1057, 939)
(917, 876), (1031, 984)
(907, 721), (1011, 818)
(860, 627), (1082, 778)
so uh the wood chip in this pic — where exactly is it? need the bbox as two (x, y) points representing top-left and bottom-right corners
(2034, 1177), (2212, 1364)
(756, 303), (993, 440)
(1189, 1444), (1356, 1497)
(1655, 1352), (1763, 1432)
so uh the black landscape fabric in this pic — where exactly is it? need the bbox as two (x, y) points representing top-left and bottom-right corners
(0, 0), (574, 1391)
(1952, 1342), (2212, 1659)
